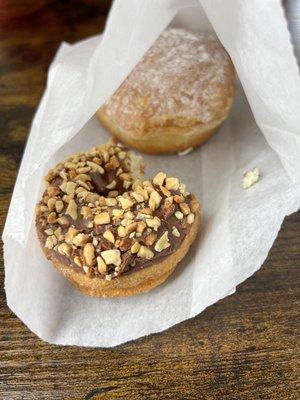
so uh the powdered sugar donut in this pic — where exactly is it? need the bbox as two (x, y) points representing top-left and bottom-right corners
(97, 29), (235, 154)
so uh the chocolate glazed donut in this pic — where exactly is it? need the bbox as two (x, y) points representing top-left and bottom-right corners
(36, 141), (200, 297)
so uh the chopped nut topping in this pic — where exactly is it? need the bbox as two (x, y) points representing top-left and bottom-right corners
(154, 231), (170, 252)
(136, 221), (146, 234)
(47, 186), (60, 197)
(165, 177), (180, 191)
(119, 197), (134, 210)
(72, 233), (89, 247)
(47, 212), (57, 224)
(56, 216), (69, 226)
(106, 180), (116, 189)
(97, 256), (107, 275)
(65, 227), (79, 244)
(81, 206), (92, 219)
(149, 190), (162, 211)
(145, 232), (157, 246)
(179, 202), (190, 216)
(76, 166), (90, 174)
(55, 200), (64, 213)
(117, 226), (126, 238)
(153, 171), (166, 186)
(45, 235), (57, 249)
(44, 228), (53, 236)
(131, 191), (144, 203)
(130, 241), (141, 254)
(47, 198), (56, 211)
(160, 185), (171, 197)
(125, 222), (137, 235)
(103, 230), (115, 244)
(174, 194), (184, 203)
(162, 200), (175, 219)
(112, 209), (124, 219)
(65, 181), (77, 194)
(74, 256), (83, 267)
(146, 216), (161, 231)
(94, 212), (110, 225)
(101, 249), (121, 267)
(74, 173), (91, 182)
(172, 227), (180, 237)
(58, 243), (72, 257)
(175, 211), (184, 220)
(86, 161), (104, 174)
(187, 213), (195, 224)
(83, 243), (95, 266)
(137, 245), (154, 259)
(66, 199), (77, 220)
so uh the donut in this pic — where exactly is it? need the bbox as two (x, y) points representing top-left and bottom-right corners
(35, 141), (200, 297)
(96, 28), (235, 154)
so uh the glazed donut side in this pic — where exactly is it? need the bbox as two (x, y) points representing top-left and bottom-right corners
(97, 28), (236, 154)
(38, 207), (200, 297)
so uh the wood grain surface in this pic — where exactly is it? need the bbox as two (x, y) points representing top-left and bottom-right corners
(0, 1), (299, 399)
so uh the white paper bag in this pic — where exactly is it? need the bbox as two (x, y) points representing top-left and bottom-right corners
(3, 0), (300, 347)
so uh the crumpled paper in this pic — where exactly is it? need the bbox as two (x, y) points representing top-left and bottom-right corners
(3, 0), (300, 347)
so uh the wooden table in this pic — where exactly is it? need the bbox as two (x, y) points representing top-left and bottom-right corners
(0, 1), (299, 399)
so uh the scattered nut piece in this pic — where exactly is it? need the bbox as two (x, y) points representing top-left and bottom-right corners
(242, 167), (260, 189)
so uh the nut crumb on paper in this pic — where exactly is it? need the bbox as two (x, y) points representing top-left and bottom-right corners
(242, 167), (260, 189)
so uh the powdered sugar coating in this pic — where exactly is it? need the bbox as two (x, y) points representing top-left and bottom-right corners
(101, 29), (235, 133)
